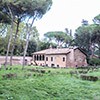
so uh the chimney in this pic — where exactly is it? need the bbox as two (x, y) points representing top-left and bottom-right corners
(69, 46), (74, 49)
(49, 44), (53, 49)
(57, 45), (62, 49)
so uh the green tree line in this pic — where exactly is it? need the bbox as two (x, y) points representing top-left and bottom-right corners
(0, 0), (100, 67)
(0, 0), (52, 69)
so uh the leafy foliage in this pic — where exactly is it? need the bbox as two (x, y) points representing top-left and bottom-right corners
(38, 40), (57, 50)
(74, 25), (92, 54)
(0, 0), (52, 20)
(93, 14), (100, 24)
(27, 40), (37, 56)
(44, 31), (72, 47)
(74, 16), (100, 58)
(89, 58), (100, 66)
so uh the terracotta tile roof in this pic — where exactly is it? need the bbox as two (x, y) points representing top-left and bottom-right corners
(33, 48), (72, 55)
(46, 48), (70, 54)
(33, 49), (50, 54)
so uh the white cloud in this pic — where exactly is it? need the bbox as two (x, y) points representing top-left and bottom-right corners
(34, 0), (100, 37)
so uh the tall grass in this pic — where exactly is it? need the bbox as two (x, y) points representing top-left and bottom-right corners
(0, 65), (100, 100)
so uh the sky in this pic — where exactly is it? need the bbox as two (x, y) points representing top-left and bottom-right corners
(34, 0), (100, 38)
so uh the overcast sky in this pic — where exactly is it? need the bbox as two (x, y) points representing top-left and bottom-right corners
(34, 0), (100, 37)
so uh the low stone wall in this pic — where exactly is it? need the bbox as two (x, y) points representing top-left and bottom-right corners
(0, 56), (32, 65)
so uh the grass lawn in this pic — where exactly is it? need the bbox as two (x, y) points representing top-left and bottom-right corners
(0, 65), (100, 100)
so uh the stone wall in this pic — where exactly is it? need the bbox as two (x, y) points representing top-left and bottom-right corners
(0, 56), (32, 65)
(74, 49), (87, 67)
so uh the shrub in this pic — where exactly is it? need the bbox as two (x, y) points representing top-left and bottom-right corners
(80, 75), (98, 81)
(2, 73), (17, 79)
(40, 70), (46, 73)
(69, 71), (78, 76)
(48, 70), (51, 73)
(76, 66), (88, 69)
(9, 68), (12, 70)
(78, 70), (88, 74)
(27, 68), (36, 72)
(89, 58), (100, 66)
(24, 73), (32, 78)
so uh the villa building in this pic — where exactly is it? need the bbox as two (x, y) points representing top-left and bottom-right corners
(32, 47), (88, 68)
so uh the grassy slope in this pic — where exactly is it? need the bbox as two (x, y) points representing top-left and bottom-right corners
(0, 66), (100, 100)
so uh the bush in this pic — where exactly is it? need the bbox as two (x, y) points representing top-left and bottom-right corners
(69, 71), (78, 76)
(78, 70), (88, 74)
(27, 68), (36, 72)
(2, 73), (17, 79)
(80, 75), (98, 81)
(89, 58), (100, 66)
(40, 70), (46, 73)
(48, 70), (51, 73)
(24, 73), (32, 78)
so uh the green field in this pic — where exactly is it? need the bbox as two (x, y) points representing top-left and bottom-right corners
(0, 65), (100, 100)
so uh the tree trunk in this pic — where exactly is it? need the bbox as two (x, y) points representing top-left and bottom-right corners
(5, 24), (13, 69)
(22, 33), (30, 69)
(91, 43), (95, 58)
(88, 37), (92, 58)
(22, 18), (35, 70)
(98, 44), (100, 58)
(4, 5), (14, 69)
(10, 20), (20, 66)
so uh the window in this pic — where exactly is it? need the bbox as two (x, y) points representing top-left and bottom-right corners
(40, 55), (41, 61)
(51, 57), (53, 61)
(25, 59), (27, 65)
(41, 55), (45, 61)
(34, 55), (36, 60)
(57, 65), (59, 68)
(51, 64), (54, 67)
(63, 57), (65, 62)
(42, 55), (45, 60)
(46, 64), (48, 66)
(46, 57), (48, 61)
(36, 55), (38, 60)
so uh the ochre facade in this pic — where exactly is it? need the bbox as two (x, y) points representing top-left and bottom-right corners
(32, 47), (88, 68)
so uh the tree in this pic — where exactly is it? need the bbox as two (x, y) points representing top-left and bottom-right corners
(74, 25), (94, 56)
(24, 26), (39, 56)
(27, 40), (37, 56)
(81, 19), (88, 26)
(74, 16), (100, 58)
(4, 4), (15, 69)
(38, 40), (57, 50)
(0, 0), (23, 67)
(44, 31), (72, 47)
(22, 0), (53, 69)
(93, 14), (100, 24)
(0, 1), (12, 69)
(92, 14), (100, 58)
(0, 0), (52, 68)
